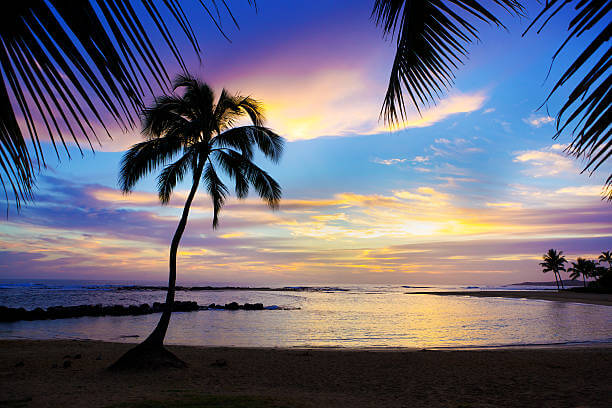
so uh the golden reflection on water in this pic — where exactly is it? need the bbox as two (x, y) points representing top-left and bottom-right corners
(1, 289), (611, 348)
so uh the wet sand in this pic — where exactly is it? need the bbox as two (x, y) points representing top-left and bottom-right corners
(0, 340), (611, 407)
(409, 290), (612, 306)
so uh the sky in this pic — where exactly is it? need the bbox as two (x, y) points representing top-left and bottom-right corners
(0, 0), (610, 285)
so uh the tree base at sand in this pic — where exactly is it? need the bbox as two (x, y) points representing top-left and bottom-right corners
(108, 342), (186, 371)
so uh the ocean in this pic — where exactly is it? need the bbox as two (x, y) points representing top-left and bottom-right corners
(1, 280), (610, 349)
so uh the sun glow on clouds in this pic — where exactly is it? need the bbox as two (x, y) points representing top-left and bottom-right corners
(219, 65), (488, 141)
(1, 173), (610, 284)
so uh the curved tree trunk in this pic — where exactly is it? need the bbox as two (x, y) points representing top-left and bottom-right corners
(559, 272), (565, 290)
(583, 274), (586, 288)
(109, 163), (204, 370)
(552, 271), (560, 291)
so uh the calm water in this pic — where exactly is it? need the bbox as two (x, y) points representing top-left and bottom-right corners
(1, 280), (610, 348)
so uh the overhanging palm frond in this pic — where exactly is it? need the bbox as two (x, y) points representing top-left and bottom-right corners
(523, 0), (611, 200)
(1, 0), (250, 210)
(372, 0), (524, 124)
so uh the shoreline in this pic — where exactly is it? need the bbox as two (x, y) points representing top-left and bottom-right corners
(1, 339), (611, 407)
(408, 290), (612, 306)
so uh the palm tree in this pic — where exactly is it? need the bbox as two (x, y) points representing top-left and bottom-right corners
(599, 251), (612, 270)
(110, 74), (284, 370)
(0, 1), (252, 210)
(540, 249), (567, 291)
(568, 258), (598, 288)
(372, 1), (611, 199)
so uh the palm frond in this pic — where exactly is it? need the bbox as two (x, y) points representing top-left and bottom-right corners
(373, 0), (524, 124)
(212, 149), (249, 198)
(142, 95), (194, 138)
(523, 0), (611, 200)
(157, 150), (195, 204)
(240, 158), (282, 209)
(119, 136), (186, 193)
(214, 91), (266, 131)
(1, 1), (248, 210)
(213, 126), (284, 162)
(203, 160), (229, 229)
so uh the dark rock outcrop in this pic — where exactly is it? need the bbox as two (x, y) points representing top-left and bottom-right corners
(0, 300), (276, 322)
(0, 301), (199, 322)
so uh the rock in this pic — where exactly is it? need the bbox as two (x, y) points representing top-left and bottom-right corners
(244, 303), (264, 310)
(0, 299), (270, 322)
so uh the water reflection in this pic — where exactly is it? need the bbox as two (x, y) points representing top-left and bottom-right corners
(1, 288), (610, 348)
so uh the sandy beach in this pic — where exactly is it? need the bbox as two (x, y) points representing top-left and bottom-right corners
(409, 291), (612, 306)
(0, 340), (610, 407)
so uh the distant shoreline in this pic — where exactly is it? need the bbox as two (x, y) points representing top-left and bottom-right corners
(409, 290), (612, 306)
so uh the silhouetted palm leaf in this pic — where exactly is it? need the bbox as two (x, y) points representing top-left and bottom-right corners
(1, 0), (254, 210)
(523, 0), (611, 200)
(372, 0), (524, 124)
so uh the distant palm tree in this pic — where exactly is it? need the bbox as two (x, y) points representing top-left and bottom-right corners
(0, 1), (252, 210)
(599, 251), (612, 270)
(372, 1), (611, 198)
(111, 74), (283, 370)
(568, 258), (598, 288)
(540, 249), (567, 291)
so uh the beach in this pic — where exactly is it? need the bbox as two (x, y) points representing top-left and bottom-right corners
(1, 340), (611, 407)
(410, 291), (612, 306)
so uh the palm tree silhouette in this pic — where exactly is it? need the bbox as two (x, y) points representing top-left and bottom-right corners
(568, 258), (597, 288)
(111, 74), (284, 370)
(0, 1), (252, 210)
(599, 251), (612, 271)
(373, 1), (610, 198)
(540, 249), (567, 291)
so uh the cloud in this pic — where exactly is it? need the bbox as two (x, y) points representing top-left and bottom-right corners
(483, 108), (495, 114)
(372, 92), (487, 133)
(513, 145), (575, 177)
(411, 156), (430, 163)
(524, 114), (555, 128)
(486, 202), (523, 209)
(372, 158), (407, 165)
(556, 186), (602, 197)
(3, 174), (611, 285)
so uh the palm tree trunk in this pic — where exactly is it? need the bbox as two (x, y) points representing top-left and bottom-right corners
(553, 271), (560, 291)
(142, 164), (204, 347)
(583, 273), (586, 288)
(559, 273), (565, 290)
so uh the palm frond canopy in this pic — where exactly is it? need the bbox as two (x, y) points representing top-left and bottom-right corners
(0, 0), (254, 210)
(119, 74), (284, 228)
(540, 248), (567, 272)
(568, 257), (597, 279)
(372, 0), (524, 124)
(523, 0), (611, 200)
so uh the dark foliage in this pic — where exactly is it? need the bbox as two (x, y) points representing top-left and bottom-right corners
(0, 1), (255, 210)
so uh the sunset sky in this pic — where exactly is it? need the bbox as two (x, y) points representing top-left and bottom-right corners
(0, 0), (610, 285)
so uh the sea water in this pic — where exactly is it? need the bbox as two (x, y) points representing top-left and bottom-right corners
(1, 280), (610, 348)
